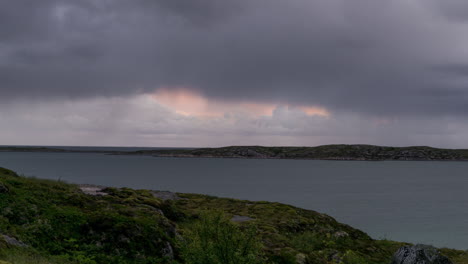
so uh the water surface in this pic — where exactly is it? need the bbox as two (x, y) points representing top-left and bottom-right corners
(0, 151), (467, 249)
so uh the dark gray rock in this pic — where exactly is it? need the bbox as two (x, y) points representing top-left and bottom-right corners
(151, 191), (181, 201)
(0, 183), (8, 193)
(231, 215), (254, 222)
(161, 241), (174, 259)
(391, 245), (453, 264)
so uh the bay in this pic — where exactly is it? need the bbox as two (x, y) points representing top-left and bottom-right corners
(0, 151), (467, 249)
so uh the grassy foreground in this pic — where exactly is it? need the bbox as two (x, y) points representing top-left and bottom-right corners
(0, 167), (467, 264)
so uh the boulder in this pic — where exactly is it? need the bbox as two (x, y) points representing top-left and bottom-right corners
(391, 245), (452, 264)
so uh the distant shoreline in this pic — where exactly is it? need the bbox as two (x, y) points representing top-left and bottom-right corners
(2, 144), (468, 161)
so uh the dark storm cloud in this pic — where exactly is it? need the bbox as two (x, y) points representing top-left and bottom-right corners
(1, 0), (468, 117)
(427, 0), (468, 22)
(150, 0), (245, 25)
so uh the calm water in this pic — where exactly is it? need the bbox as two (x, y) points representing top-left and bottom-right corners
(1, 151), (467, 249)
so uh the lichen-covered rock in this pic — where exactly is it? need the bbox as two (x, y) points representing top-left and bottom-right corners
(231, 215), (254, 222)
(295, 253), (307, 264)
(391, 245), (453, 264)
(333, 231), (349, 238)
(2, 235), (27, 247)
(78, 184), (108, 196)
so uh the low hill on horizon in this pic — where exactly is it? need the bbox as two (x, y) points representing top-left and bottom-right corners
(2, 144), (468, 161)
(130, 144), (468, 161)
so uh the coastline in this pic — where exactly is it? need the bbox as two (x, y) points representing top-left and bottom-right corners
(2, 144), (468, 162)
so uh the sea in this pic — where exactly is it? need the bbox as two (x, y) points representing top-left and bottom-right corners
(0, 146), (467, 249)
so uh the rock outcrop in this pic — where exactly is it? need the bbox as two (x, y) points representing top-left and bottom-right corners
(391, 245), (453, 264)
(78, 184), (109, 196)
(230, 215), (254, 222)
(2, 235), (27, 247)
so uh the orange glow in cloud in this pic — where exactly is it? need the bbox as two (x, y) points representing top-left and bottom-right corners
(151, 89), (329, 118)
(299, 106), (330, 117)
(152, 89), (220, 117)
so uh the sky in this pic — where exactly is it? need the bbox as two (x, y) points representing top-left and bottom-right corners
(1, 0), (468, 148)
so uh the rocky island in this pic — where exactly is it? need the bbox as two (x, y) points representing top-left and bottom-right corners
(126, 145), (468, 161)
(0, 167), (466, 264)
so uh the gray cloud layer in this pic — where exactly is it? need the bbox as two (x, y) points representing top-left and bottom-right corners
(1, 0), (468, 117)
(2, 95), (466, 148)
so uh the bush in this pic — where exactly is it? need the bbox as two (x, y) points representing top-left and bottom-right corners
(342, 250), (369, 264)
(180, 211), (262, 264)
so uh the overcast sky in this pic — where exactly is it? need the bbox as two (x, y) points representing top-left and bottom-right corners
(1, 0), (468, 147)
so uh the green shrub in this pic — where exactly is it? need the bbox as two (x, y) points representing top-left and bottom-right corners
(290, 231), (327, 252)
(179, 211), (262, 264)
(341, 250), (369, 264)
